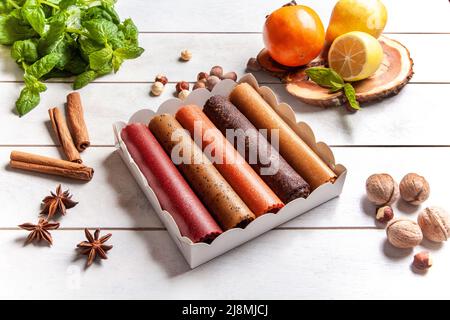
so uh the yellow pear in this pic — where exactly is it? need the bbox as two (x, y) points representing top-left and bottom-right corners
(326, 0), (387, 44)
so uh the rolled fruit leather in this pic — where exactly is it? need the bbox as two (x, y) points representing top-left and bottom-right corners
(120, 123), (222, 243)
(203, 95), (310, 203)
(229, 83), (337, 190)
(175, 105), (284, 216)
(148, 114), (255, 231)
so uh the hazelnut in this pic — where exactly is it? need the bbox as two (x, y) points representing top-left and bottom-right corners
(206, 75), (221, 91)
(210, 65), (223, 78)
(175, 81), (190, 93)
(399, 173), (430, 205)
(376, 206), (394, 224)
(193, 81), (206, 90)
(197, 72), (209, 81)
(150, 81), (164, 96)
(366, 173), (399, 206)
(178, 89), (190, 101)
(412, 251), (432, 271)
(246, 57), (262, 72)
(222, 71), (238, 81)
(154, 74), (168, 86)
(180, 49), (192, 61)
(386, 218), (423, 249)
(418, 206), (450, 242)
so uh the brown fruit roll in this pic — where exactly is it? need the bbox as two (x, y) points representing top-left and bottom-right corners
(203, 95), (310, 203)
(66, 92), (90, 152)
(229, 83), (337, 190)
(149, 114), (255, 231)
(48, 107), (82, 163)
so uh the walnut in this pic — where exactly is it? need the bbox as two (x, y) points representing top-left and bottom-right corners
(399, 173), (430, 205)
(366, 173), (399, 206)
(386, 218), (423, 248)
(418, 206), (450, 242)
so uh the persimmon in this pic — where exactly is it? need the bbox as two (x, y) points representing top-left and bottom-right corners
(263, 5), (325, 67)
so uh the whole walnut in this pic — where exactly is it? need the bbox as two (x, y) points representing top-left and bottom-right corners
(386, 218), (423, 249)
(366, 173), (399, 206)
(418, 206), (450, 242)
(399, 173), (430, 205)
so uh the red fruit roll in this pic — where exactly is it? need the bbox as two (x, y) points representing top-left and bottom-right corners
(120, 123), (222, 243)
(176, 105), (284, 217)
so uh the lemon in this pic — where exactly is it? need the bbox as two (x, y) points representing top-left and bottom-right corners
(328, 31), (383, 82)
(326, 0), (387, 43)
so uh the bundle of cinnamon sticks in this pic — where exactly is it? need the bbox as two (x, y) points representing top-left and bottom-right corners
(10, 92), (94, 181)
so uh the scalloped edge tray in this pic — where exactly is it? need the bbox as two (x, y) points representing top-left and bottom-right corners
(113, 74), (347, 268)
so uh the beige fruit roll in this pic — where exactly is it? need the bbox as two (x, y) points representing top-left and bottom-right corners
(149, 114), (255, 231)
(229, 83), (337, 190)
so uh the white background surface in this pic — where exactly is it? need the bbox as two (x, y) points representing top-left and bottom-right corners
(0, 0), (449, 299)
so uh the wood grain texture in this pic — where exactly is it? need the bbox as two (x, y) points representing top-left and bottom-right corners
(1, 229), (448, 299)
(0, 83), (449, 146)
(114, 0), (450, 33)
(1, 146), (448, 229)
(0, 34), (448, 83)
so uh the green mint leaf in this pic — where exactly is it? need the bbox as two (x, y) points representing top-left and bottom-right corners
(329, 80), (344, 93)
(73, 70), (97, 89)
(27, 53), (59, 79)
(16, 87), (41, 116)
(114, 45), (144, 59)
(37, 20), (66, 56)
(305, 67), (345, 88)
(343, 83), (360, 110)
(96, 61), (112, 75)
(112, 54), (122, 73)
(0, 15), (37, 45)
(83, 18), (118, 44)
(11, 39), (39, 64)
(22, 0), (46, 36)
(63, 54), (88, 75)
(24, 74), (47, 92)
(120, 18), (138, 44)
(89, 46), (113, 71)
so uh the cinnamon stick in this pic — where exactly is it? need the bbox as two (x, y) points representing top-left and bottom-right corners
(10, 151), (94, 181)
(66, 92), (90, 152)
(49, 107), (82, 163)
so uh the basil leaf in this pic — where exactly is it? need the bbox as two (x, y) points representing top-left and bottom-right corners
(305, 67), (345, 88)
(0, 15), (37, 45)
(83, 18), (118, 44)
(89, 46), (112, 70)
(22, 0), (46, 36)
(11, 39), (39, 63)
(27, 53), (59, 78)
(16, 87), (41, 116)
(343, 83), (360, 110)
(73, 70), (97, 89)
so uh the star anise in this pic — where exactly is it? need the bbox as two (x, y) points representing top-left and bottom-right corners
(18, 218), (60, 245)
(77, 229), (113, 267)
(41, 184), (78, 220)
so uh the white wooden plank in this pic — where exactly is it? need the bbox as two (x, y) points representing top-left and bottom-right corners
(1, 146), (448, 229)
(0, 229), (448, 299)
(0, 83), (449, 146)
(0, 34), (448, 83)
(115, 0), (450, 33)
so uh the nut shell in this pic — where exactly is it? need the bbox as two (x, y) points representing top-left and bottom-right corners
(222, 71), (238, 81)
(418, 206), (450, 242)
(175, 81), (190, 93)
(154, 74), (168, 86)
(386, 218), (423, 248)
(366, 173), (399, 206)
(376, 206), (394, 224)
(412, 251), (432, 271)
(180, 49), (192, 61)
(193, 81), (206, 90)
(399, 173), (430, 205)
(178, 89), (190, 101)
(197, 72), (209, 81)
(210, 66), (223, 78)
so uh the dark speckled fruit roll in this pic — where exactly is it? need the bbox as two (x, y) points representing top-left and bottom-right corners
(121, 123), (222, 243)
(149, 114), (255, 231)
(204, 95), (310, 203)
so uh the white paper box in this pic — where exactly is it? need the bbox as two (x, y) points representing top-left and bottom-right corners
(113, 74), (347, 268)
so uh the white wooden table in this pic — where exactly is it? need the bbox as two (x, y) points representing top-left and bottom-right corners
(1, 0), (449, 300)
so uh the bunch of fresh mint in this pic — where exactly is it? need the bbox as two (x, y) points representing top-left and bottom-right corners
(0, 0), (144, 116)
